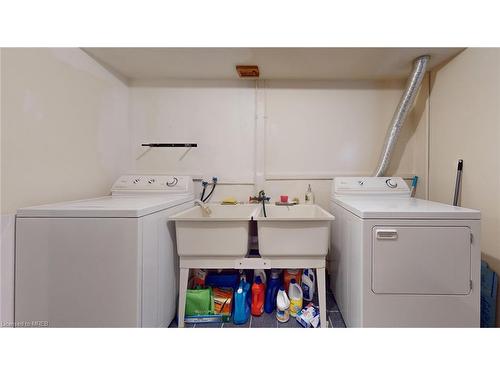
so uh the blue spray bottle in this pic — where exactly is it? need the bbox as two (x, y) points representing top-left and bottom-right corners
(233, 279), (251, 325)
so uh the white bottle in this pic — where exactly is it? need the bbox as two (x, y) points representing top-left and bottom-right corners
(239, 269), (247, 282)
(288, 279), (303, 317)
(305, 184), (314, 205)
(301, 268), (316, 302)
(276, 286), (291, 323)
(254, 269), (267, 286)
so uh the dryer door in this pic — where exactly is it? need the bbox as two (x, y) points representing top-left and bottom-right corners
(371, 226), (471, 295)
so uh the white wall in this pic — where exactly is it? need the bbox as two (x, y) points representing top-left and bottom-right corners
(130, 81), (256, 182)
(265, 80), (420, 177)
(130, 78), (429, 205)
(0, 48), (130, 325)
(428, 48), (500, 325)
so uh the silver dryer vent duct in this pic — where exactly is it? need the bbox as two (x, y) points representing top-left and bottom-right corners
(373, 55), (430, 177)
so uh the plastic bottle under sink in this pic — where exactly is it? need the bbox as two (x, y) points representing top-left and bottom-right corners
(254, 269), (267, 286)
(233, 279), (251, 325)
(284, 269), (302, 292)
(276, 286), (291, 323)
(251, 276), (266, 316)
(288, 279), (303, 317)
(264, 269), (282, 313)
(301, 268), (316, 302)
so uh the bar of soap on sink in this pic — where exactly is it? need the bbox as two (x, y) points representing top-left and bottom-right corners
(221, 197), (238, 205)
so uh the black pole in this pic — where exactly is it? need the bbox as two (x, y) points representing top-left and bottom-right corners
(453, 159), (463, 206)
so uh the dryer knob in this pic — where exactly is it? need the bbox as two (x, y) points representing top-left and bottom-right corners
(386, 178), (398, 188)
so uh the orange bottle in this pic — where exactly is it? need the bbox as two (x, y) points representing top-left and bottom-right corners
(251, 276), (266, 316)
(283, 269), (302, 292)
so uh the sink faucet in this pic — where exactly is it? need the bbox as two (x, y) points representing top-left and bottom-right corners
(258, 190), (269, 218)
(194, 199), (212, 216)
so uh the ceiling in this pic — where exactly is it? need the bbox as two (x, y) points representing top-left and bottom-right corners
(83, 48), (464, 83)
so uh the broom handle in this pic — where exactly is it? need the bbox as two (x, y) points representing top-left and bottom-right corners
(453, 159), (463, 206)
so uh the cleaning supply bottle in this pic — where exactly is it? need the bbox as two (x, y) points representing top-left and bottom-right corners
(239, 269), (247, 282)
(264, 269), (282, 313)
(254, 269), (267, 286)
(251, 276), (265, 316)
(276, 286), (291, 323)
(233, 279), (251, 325)
(301, 268), (316, 302)
(288, 279), (303, 317)
(305, 184), (314, 204)
(283, 269), (302, 292)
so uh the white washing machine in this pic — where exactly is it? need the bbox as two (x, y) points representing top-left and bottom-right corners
(329, 177), (481, 327)
(15, 175), (194, 327)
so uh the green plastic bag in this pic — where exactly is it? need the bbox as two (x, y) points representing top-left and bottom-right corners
(185, 287), (214, 316)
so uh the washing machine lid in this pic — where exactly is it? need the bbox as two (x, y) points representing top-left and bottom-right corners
(333, 196), (480, 220)
(17, 194), (194, 218)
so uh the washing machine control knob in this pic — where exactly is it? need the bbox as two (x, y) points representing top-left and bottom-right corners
(166, 177), (178, 187)
(386, 178), (398, 188)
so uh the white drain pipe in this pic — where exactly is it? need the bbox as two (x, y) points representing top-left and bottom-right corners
(373, 55), (430, 177)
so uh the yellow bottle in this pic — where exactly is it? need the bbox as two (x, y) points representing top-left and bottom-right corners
(288, 279), (303, 317)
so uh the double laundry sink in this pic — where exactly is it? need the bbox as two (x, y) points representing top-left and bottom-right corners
(171, 203), (335, 257)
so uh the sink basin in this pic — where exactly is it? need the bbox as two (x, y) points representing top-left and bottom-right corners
(255, 204), (335, 257)
(171, 204), (259, 256)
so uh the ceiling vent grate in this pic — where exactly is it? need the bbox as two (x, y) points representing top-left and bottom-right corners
(236, 65), (259, 78)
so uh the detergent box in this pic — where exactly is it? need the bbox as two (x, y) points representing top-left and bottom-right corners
(213, 287), (233, 321)
(296, 303), (320, 328)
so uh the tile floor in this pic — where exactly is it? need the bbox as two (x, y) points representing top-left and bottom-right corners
(169, 282), (346, 328)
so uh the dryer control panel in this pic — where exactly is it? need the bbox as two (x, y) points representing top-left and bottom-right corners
(111, 175), (194, 195)
(333, 177), (410, 197)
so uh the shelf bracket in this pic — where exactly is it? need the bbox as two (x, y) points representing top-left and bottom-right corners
(141, 143), (197, 148)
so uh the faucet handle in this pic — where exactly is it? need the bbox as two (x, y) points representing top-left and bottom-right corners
(257, 190), (270, 202)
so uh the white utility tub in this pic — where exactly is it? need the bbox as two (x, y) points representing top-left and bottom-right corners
(255, 204), (335, 257)
(174, 203), (333, 328)
(171, 204), (259, 257)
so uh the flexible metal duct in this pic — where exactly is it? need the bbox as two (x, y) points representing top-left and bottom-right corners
(373, 55), (430, 177)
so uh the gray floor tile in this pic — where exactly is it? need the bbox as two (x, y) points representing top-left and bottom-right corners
(223, 318), (251, 328)
(306, 286), (337, 311)
(326, 292), (338, 311)
(168, 318), (195, 328)
(277, 316), (302, 328)
(328, 310), (346, 328)
(278, 312), (334, 329)
(195, 322), (223, 328)
(250, 312), (278, 328)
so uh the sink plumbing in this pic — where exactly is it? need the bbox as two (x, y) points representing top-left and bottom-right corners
(200, 176), (218, 203)
(258, 190), (270, 217)
(194, 199), (212, 216)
